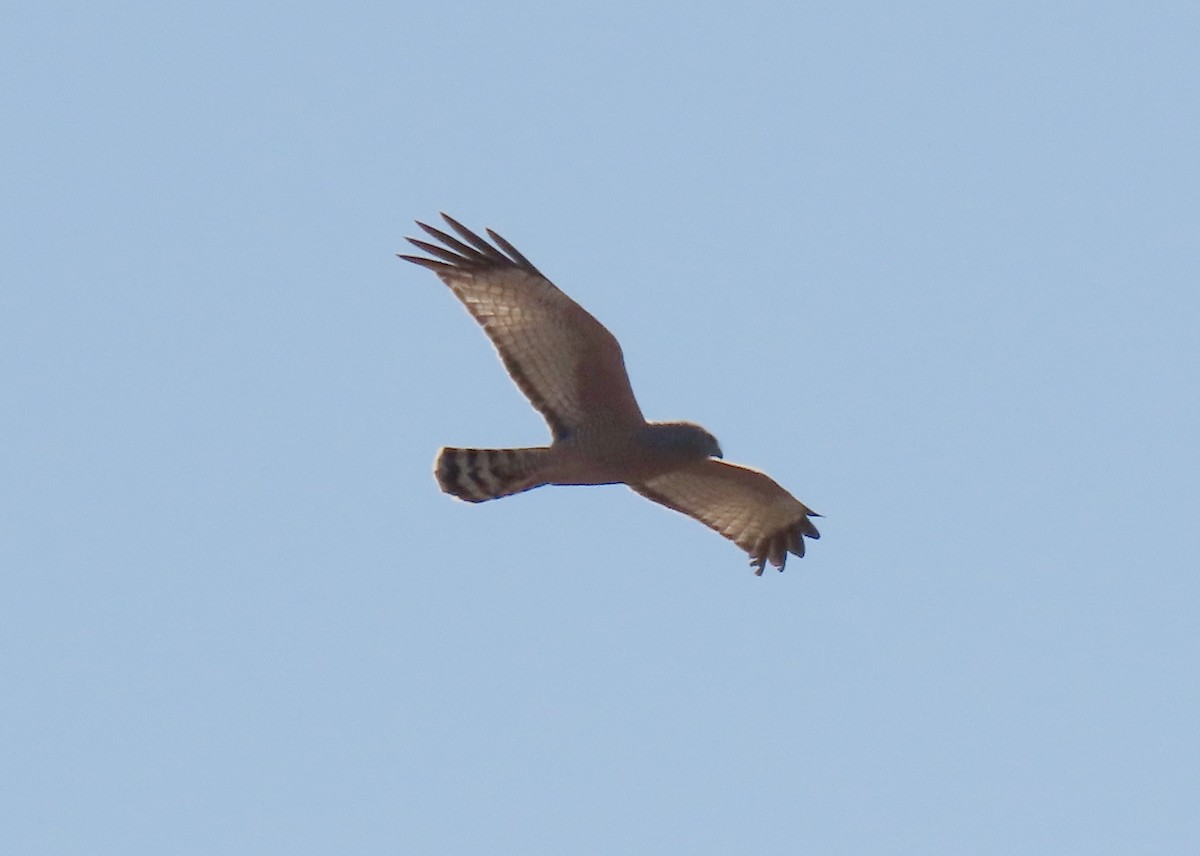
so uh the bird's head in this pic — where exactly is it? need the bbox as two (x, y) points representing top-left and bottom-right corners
(645, 421), (723, 460)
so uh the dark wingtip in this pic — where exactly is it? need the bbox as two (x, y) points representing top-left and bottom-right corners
(439, 211), (472, 236)
(486, 227), (539, 273)
(747, 511), (822, 575)
(397, 253), (457, 274)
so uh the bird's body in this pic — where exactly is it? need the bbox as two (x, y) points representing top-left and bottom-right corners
(399, 214), (820, 574)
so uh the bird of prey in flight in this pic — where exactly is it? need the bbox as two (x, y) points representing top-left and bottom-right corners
(399, 214), (820, 574)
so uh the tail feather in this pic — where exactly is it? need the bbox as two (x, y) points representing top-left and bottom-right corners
(435, 447), (551, 502)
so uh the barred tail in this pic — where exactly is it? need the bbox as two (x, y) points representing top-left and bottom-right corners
(434, 447), (552, 503)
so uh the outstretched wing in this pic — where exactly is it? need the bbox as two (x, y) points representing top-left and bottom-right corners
(630, 459), (821, 575)
(399, 214), (644, 441)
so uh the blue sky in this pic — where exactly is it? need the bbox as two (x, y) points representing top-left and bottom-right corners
(4, 1), (1198, 853)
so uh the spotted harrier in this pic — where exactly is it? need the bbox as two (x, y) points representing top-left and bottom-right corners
(399, 214), (820, 574)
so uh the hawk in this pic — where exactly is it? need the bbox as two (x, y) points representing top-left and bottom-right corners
(399, 214), (821, 574)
